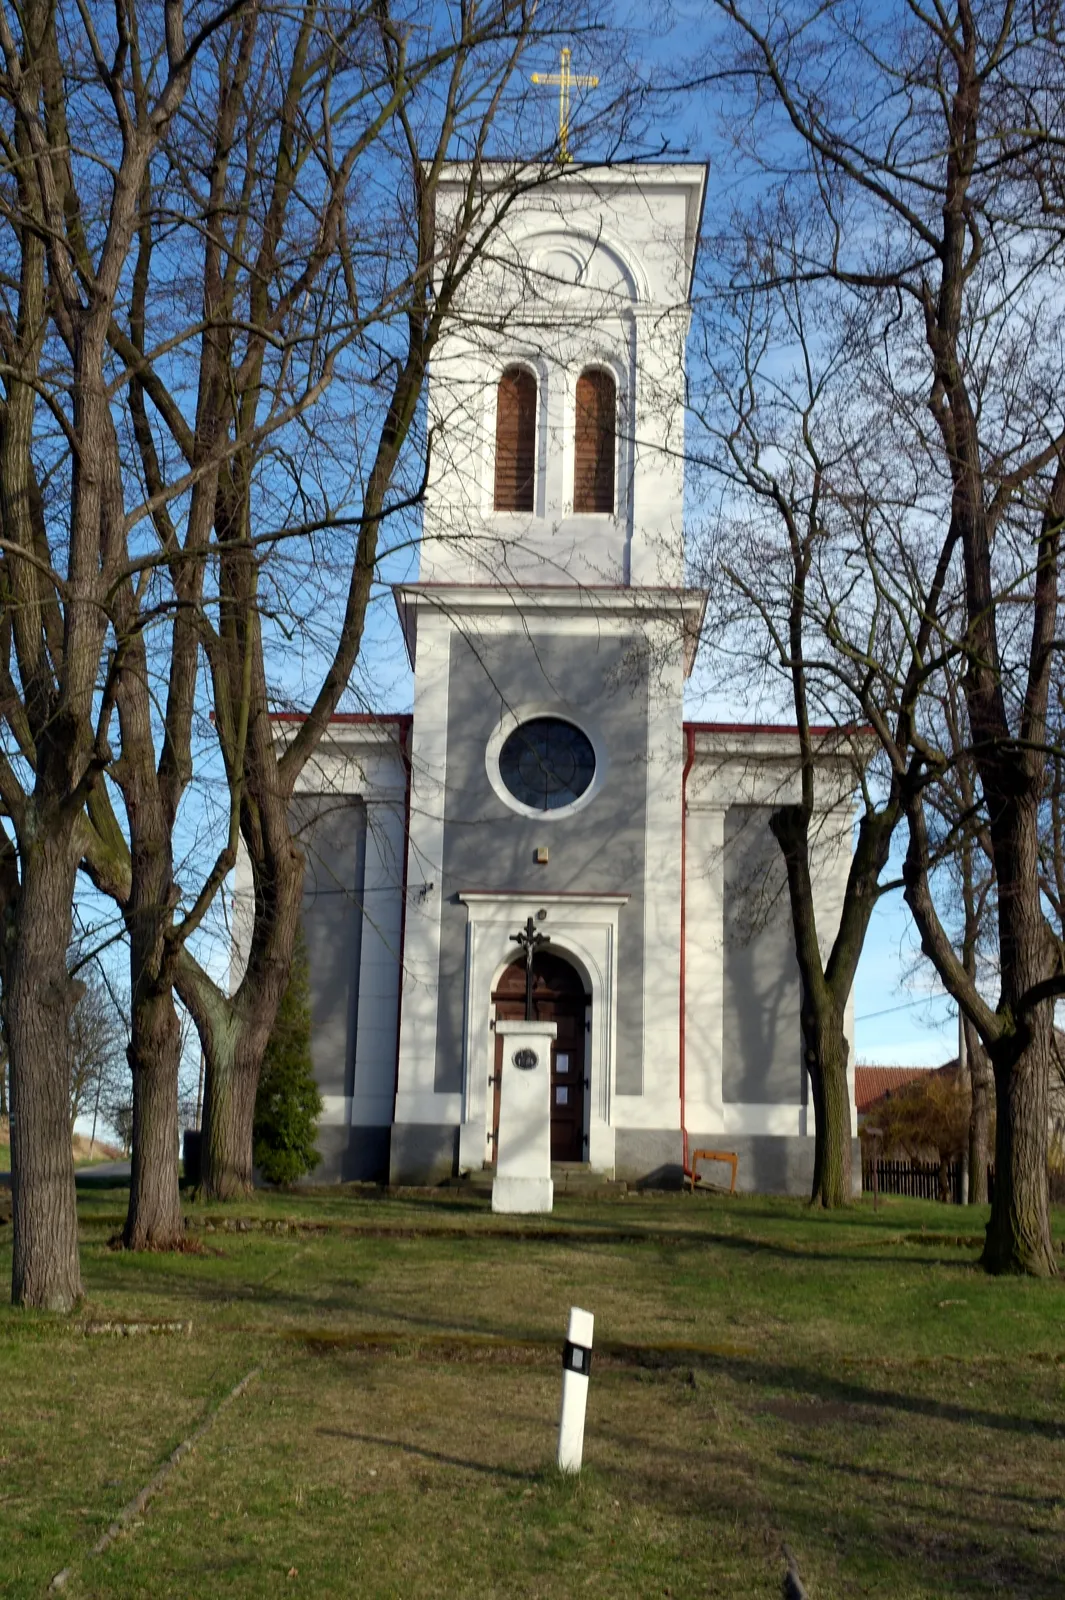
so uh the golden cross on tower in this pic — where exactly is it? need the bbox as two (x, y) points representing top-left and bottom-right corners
(531, 47), (598, 164)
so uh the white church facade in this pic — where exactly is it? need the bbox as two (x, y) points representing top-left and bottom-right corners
(265, 162), (860, 1193)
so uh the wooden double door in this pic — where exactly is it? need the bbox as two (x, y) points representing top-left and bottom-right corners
(490, 952), (588, 1164)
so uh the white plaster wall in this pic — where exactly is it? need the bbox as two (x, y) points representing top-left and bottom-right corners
(614, 615), (685, 1131)
(285, 720), (408, 1133)
(393, 587), (703, 1144)
(683, 803), (725, 1130)
(229, 839), (254, 997)
(433, 168), (702, 314)
(683, 730), (864, 1139)
(808, 800), (860, 1134)
(393, 608), (460, 1128)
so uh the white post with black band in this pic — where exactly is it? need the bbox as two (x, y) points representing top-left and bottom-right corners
(557, 1305), (594, 1473)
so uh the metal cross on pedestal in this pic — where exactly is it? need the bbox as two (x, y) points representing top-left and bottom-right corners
(530, 47), (599, 164)
(511, 915), (550, 1021)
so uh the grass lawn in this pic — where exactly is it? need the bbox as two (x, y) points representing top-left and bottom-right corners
(2, 1188), (1065, 1598)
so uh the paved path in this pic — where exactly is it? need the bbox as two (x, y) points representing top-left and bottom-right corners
(0, 1159), (131, 1186)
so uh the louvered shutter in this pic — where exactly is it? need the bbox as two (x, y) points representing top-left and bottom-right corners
(573, 369), (616, 514)
(494, 367), (537, 511)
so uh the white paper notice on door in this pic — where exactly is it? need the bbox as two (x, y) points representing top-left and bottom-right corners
(556, 1087), (568, 1105)
(555, 1053), (569, 1074)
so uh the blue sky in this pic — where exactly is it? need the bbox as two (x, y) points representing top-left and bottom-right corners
(852, 890), (957, 1068)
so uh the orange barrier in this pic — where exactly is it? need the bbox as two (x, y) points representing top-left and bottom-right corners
(686, 1148), (738, 1195)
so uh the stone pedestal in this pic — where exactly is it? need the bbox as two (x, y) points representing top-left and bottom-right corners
(492, 1020), (556, 1214)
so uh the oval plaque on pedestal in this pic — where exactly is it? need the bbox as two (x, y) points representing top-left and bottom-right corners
(512, 1048), (539, 1071)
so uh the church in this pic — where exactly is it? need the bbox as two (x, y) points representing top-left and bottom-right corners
(266, 160), (860, 1193)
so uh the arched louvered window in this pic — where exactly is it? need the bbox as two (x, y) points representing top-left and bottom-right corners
(494, 366), (537, 512)
(574, 368), (616, 514)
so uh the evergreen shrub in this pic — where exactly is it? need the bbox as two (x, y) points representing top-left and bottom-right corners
(253, 928), (322, 1185)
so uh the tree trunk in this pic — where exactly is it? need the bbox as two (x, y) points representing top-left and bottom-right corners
(806, 1004), (853, 1208)
(7, 835), (81, 1310)
(115, 734), (186, 1250)
(975, 764), (1056, 1273)
(200, 1020), (265, 1199)
(187, 798), (305, 1201)
(966, 1020), (993, 1205)
(770, 799), (858, 1211)
(123, 984), (183, 1249)
(982, 1017), (1055, 1275)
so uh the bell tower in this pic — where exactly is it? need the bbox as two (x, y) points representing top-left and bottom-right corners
(391, 162), (709, 1184)
(417, 164), (704, 588)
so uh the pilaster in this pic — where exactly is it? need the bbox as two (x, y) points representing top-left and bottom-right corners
(393, 609), (452, 1123)
(683, 800), (726, 1131)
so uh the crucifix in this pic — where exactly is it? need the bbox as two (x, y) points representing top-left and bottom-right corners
(511, 914), (550, 1021)
(531, 47), (599, 164)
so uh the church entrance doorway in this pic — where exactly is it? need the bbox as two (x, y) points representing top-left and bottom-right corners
(490, 952), (588, 1164)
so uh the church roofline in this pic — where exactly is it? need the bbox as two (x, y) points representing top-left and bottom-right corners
(269, 710), (411, 726)
(268, 710), (412, 752)
(400, 580), (699, 589)
(393, 581), (708, 677)
(432, 159), (708, 298)
(458, 890), (630, 903)
(268, 712), (870, 740)
(686, 721), (878, 767)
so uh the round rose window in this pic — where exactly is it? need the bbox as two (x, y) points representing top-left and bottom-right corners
(497, 717), (596, 812)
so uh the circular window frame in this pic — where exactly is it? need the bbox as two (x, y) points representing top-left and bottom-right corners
(485, 704), (606, 821)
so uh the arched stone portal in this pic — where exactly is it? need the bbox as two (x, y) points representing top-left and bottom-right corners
(490, 952), (588, 1163)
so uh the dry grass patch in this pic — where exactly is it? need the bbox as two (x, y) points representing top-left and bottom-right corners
(1, 1189), (1064, 1597)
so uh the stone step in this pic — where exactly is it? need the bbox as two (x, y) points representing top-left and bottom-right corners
(551, 1164), (625, 1193)
(444, 1164), (626, 1199)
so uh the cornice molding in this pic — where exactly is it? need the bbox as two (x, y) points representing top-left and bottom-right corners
(393, 581), (708, 675)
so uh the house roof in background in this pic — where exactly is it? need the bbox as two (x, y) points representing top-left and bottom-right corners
(855, 1065), (938, 1113)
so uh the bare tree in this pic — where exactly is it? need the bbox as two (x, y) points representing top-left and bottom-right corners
(68, 964), (129, 1138)
(918, 661), (996, 1202)
(0, 0), (243, 1310)
(691, 227), (945, 1207)
(45, 1), (644, 1246)
(83, 0), (548, 1244)
(697, 0), (1065, 1272)
(0, 0), (604, 1301)
(100, 4), (636, 1204)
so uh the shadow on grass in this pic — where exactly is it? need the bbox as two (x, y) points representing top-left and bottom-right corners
(590, 1432), (1063, 1599)
(70, 1232), (1009, 1366)
(134, 1206), (994, 1272)
(599, 1347), (1065, 1443)
(782, 1450), (1065, 1511)
(311, 1375), (1064, 1599)
(317, 1428), (539, 1482)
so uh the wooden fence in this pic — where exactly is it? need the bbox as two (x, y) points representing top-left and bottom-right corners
(861, 1158), (995, 1203)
